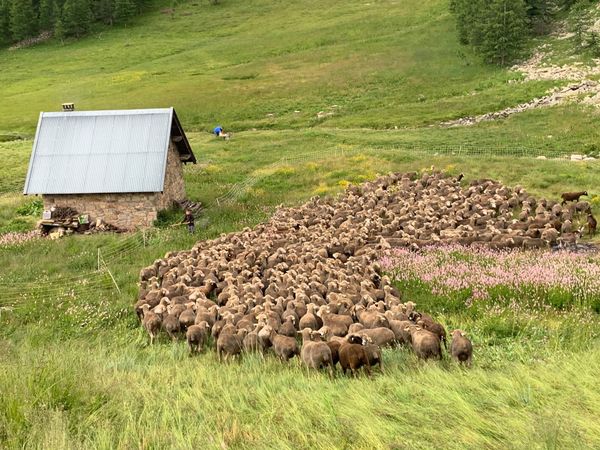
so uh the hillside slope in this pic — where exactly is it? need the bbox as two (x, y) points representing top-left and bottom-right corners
(0, 0), (557, 134)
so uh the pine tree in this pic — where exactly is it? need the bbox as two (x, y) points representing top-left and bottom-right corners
(39, 0), (55, 31)
(480, 0), (528, 65)
(571, 0), (591, 49)
(54, 13), (65, 41)
(0, 0), (11, 45)
(9, 0), (38, 41)
(62, 0), (93, 37)
(94, 0), (114, 25)
(114, 0), (136, 24)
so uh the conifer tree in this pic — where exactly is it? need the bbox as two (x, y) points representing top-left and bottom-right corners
(94, 0), (114, 25)
(62, 0), (93, 37)
(114, 0), (136, 24)
(480, 0), (528, 65)
(10, 0), (37, 41)
(54, 13), (65, 41)
(39, 0), (55, 31)
(0, 0), (11, 45)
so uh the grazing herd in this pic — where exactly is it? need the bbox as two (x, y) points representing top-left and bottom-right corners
(134, 170), (594, 375)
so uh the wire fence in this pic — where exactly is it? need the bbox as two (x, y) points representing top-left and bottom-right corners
(1, 141), (599, 312)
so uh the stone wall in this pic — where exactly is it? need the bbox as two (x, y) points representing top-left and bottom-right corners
(43, 192), (159, 230)
(41, 139), (188, 230)
(156, 141), (186, 210)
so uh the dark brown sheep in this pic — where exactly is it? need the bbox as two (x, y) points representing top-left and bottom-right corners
(561, 191), (587, 205)
(588, 213), (597, 236)
(361, 337), (383, 372)
(339, 339), (371, 377)
(450, 329), (473, 366)
(186, 321), (211, 355)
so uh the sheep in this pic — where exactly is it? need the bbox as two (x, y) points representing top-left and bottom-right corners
(216, 327), (247, 362)
(358, 327), (396, 348)
(561, 191), (587, 205)
(348, 323), (365, 335)
(404, 324), (442, 360)
(263, 325), (300, 361)
(243, 328), (264, 353)
(178, 303), (196, 332)
(299, 328), (334, 375)
(162, 313), (180, 341)
(278, 316), (297, 338)
(450, 329), (473, 366)
(588, 213), (597, 236)
(317, 307), (353, 337)
(361, 337), (383, 372)
(186, 321), (211, 355)
(338, 337), (371, 377)
(416, 319), (447, 349)
(299, 304), (319, 330)
(141, 304), (161, 345)
(388, 319), (412, 346)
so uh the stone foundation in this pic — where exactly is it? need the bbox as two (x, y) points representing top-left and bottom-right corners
(41, 139), (187, 230)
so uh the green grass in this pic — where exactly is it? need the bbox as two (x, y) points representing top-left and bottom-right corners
(0, 0), (566, 135)
(2, 0), (600, 447)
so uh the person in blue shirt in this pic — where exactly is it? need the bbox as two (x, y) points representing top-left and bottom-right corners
(213, 125), (229, 140)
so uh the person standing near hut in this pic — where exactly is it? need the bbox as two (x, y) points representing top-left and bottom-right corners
(183, 209), (195, 234)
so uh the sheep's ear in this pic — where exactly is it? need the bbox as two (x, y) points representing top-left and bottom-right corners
(460, 332), (466, 337)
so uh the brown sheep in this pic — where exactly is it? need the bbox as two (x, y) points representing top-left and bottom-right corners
(348, 323), (365, 335)
(264, 325), (300, 361)
(162, 313), (180, 341)
(216, 327), (247, 362)
(178, 303), (196, 332)
(278, 316), (297, 338)
(339, 338), (371, 377)
(299, 304), (319, 330)
(299, 328), (334, 375)
(362, 340), (383, 372)
(450, 329), (473, 366)
(389, 319), (413, 346)
(317, 307), (353, 337)
(186, 321), (211, 355)
(561, 191), (587, 205)
(588, 213), (597, 236)
(141, 304), (161, 345)
(416, 319), (447, 349)
(404, 325), (442, 360)
(243, 328), (264, 353)
(358, 327), (396, 348)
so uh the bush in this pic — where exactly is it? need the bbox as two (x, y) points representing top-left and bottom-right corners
(16, 199), (43, 217)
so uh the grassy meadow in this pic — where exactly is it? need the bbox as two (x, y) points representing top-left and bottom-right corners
(2, 0), (600, 448)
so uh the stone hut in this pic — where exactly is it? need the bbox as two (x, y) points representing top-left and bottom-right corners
(23, 107), (196, 230)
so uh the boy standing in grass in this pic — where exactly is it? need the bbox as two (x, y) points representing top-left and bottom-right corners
(183, 209), (195, 234)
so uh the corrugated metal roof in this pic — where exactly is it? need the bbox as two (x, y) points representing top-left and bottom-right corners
(23, 107), (196, 195)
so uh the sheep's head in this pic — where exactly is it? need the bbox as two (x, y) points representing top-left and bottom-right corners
(451, 329), (467, 338)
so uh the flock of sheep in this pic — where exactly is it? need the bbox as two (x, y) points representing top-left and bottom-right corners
(134, 170), (592, 375)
